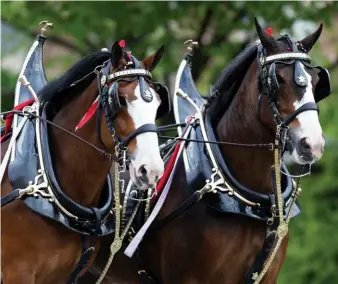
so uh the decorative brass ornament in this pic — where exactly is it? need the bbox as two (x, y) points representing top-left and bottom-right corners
(101, 75), (107, 86)
(184, 39), (199, 54)
(252, 272), (259, 281)
(39, 21), (53, 36)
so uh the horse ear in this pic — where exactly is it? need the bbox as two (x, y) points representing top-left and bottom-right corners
(298, 23), (323, 53)
(142, 45), (164, 71)
(254, 17), (277, 53)
(111, 41), (123, 69)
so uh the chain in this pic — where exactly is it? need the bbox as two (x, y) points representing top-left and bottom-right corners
(95, 161), (121, 284)
(253, 129), (301, 283)
(144, 187), (153, 221)
(95, 146), (140, 284)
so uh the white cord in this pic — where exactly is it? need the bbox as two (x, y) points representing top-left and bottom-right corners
(127, 189), (156, 201)
(279, 163), (311, 178)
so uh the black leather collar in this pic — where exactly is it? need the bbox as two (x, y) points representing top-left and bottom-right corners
(204, 112), (294, 207)
(6, 103), (115, 236)
(40, 107), (113, 221)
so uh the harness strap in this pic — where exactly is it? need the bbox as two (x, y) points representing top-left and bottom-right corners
(136, 250), (158, 284)
(66, 236), (96, 284)
(151, 191), (202, 231)
(90, 207), (102, 234)
(138, 271), (156, 284)
(120, 124), (158, 147)
(244, 225), (278, 283)
(283, 102), (319, 126)
(1, 189), (21, 207)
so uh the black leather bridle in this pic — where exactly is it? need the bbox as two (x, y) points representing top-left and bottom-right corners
(257, 36), (320, 140)
(96, 55), (169, 158)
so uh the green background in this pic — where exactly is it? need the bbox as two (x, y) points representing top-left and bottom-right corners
(1, 1), (338, 283)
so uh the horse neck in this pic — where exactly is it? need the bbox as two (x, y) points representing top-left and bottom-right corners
(49, 80), (112, 207)
(216, 62), (275, 194)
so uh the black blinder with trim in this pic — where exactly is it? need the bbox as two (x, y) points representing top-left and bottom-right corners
(267, 60), (332, 104)
(105, 81), (121, 119)
(268, 62), (279, 97)
(153, 82), (171, 119)
(315, 67), (331, 102)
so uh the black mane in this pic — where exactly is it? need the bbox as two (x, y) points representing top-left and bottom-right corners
(207, 43), (258, 124)
(39, 51), (110, 111)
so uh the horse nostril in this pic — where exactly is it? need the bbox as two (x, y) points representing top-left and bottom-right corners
(139, 165), (148, 177)
(300, 137), (311, 151)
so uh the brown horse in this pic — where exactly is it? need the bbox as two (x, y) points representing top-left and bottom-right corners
(80, 20), (331, 284)
(1, 41), (169, 284)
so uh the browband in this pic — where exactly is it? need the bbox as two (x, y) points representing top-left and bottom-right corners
(107, 69), (152, 82)
(264, 52), (311, 64)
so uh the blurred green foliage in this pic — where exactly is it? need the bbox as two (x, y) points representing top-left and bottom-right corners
(1, 1), (338, 283)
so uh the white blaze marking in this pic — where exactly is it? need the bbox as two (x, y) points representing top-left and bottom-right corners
(291, 63), (324, 160)
(126, 83), (164, 185)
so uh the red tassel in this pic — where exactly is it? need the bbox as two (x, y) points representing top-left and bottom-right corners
(119, 40), (126, 48)
(75, 97), (99, 131)
(266, 28), (273, 36)
(152, 142), (182, 203)
(1, 98), (35, 143)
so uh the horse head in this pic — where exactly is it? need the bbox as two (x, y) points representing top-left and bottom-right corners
(99, 41), (169, 189)
(255, 19), (330, 165)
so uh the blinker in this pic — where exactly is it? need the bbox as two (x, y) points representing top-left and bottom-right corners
(294, 61), (308, 87)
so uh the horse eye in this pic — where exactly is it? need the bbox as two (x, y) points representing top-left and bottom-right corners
(277, 74), (285, 84)
(148, 82), (154, 89)
(119, 96), (127, 107)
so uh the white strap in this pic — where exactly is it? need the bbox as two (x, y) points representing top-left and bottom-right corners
(124, 125), (192, 258)
(0, 116), (29, 183)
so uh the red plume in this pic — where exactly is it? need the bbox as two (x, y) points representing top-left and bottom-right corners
(266, 28), (273, 36)
(119, 40), (126, 48)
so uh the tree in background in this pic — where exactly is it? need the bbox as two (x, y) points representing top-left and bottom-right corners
(1, 2), (338, 283)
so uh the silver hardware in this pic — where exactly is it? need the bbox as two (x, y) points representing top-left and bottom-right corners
(202, 168), (231, 194)
(17, 170), (54, 202)
(101, 75), (107, 86)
